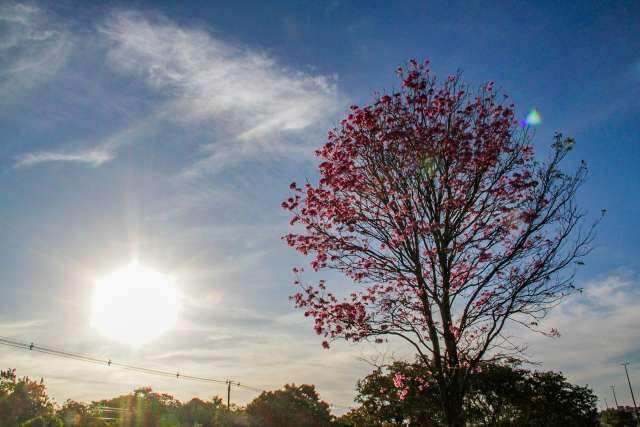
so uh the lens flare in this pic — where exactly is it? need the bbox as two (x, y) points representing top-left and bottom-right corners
(520, 109), (542, 127)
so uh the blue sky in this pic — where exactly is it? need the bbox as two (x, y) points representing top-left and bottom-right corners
(0, 0), (639, 411)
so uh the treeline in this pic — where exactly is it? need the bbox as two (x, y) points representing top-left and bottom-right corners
(0, 365), (634, 426)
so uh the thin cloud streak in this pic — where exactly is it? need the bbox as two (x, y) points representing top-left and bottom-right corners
(0, 318), (47, 333)
(15, 108), (163, 168)
(15, 150), (114, 167)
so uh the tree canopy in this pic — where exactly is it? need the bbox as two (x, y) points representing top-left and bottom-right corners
(0, 371), (338, 427)
(0, 367), (606, 427)
(337, 361), (599, 427)
(0, 369), (58, 427)
(246, 384), (333, 427)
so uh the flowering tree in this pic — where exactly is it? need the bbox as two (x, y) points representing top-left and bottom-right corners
(282, 60), (597, 427)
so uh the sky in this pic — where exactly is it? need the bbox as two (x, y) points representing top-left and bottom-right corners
(0, 0), (639, 413)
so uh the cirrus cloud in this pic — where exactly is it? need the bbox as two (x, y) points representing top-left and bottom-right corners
(15, 9), (343, 172)
(15, 149), (114, 168)
(99, 11), (341, 174)
(0, 2), (72, 101)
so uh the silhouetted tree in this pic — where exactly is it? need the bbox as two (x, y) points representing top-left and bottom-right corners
(179, 397), (231, 427)
(517, 371), (598, 426)
(0, 368), (58, 426)
(246, 384), (332, 427)
(464, 362), (528, 426)
(339, 361), (598, 426)
(56, 400), (89, 427)
(599, 407), (638, 427)
(87, 387), (182, 426)
(335, 407), (379, 427)
(350, 360), (442, 426)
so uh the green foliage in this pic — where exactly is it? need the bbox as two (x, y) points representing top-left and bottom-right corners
(0, 367), (601, 427)
(337, 361), (599, 427)
(599, 408), (638, 427)
(1, 370), (248, 427)
(56, 401), (89, 427)
(517, 371), (598, 426)
(246, 384), (333, 427)
(466, 365), (598, 426)
(0, 369), (56, 427)
(334, 407), (379, 427)
(464, 362), (527, 425)
(20, 416), (63, 427)
(85, 387), (228, 427)
(348, 360), (443, 426)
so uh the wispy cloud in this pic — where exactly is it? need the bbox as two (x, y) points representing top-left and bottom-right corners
(13, 10), (341, 172)
(522, 272), (640, 405)
(15, 150), (114, 168)
(100, 11), (341, 173)
(15, 107), (162, 168)
(0, 2), (72, 100)
(0, 318), (47, 334)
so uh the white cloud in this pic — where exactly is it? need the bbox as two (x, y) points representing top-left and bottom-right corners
(523, 273), (640, 406)
(0, 2), (72, 99)
(100, 11), (340, 173)
(13, 10), (341, 172)
(0, 318), (47, 334)
(15, 149), (114, 167)
(15, 106), (162, 168)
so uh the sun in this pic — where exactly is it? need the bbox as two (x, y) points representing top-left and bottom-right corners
(91, 262), (180, 346)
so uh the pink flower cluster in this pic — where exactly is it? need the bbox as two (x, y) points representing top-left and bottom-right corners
(392, 373), (409, 400)
(283, 59), (549, 360)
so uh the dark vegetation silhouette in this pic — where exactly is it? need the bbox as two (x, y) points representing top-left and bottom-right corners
(338, 361), (599, 426)
(246, 384), (332, 427)
(1, 366), (606, 426)
(599, 407), (639, 427)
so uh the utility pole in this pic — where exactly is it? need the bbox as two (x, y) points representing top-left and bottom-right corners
(611, 385), (619, 408)
(604, 397), (610, 410)
(227, 380), (231, 410)
(622, 362), (639, 421)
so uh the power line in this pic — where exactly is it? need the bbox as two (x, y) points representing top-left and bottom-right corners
(0, 336), (248, 390)
(0, 336), (354, 411)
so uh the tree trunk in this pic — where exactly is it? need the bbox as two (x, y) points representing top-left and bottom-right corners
(443, 385), (466, 427)
(444, 402), (465, 427)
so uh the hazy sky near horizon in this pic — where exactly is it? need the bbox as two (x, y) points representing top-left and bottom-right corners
(0, 0), (639, 411)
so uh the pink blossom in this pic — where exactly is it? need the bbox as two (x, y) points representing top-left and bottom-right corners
(392, 372), (406, 389)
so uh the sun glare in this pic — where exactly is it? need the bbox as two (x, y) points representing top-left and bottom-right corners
(91, 262), (180, 346)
